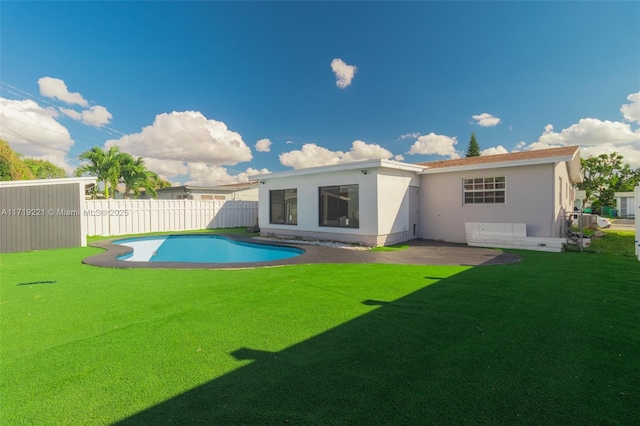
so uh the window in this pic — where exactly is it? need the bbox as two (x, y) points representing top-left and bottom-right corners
(214, 195), (226, 201)
(559, 177), (563, 204)
(201, 195), (213, 200)
(319, 185), (359, 228)
(270, 189), (297, 225)
(463, 177), (505, 204)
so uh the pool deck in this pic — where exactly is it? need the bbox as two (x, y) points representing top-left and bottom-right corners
(84, 234), (521, 269)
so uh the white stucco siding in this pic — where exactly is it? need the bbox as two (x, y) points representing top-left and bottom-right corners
(553, 162), (574, 235)
(376, 170), (418, 237)
(257, 168), (379, 240)
(419, 164), (556, 243)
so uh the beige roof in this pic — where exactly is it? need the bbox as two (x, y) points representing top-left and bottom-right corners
(416, 145), (582, 183)
(416, 146), (580, 169)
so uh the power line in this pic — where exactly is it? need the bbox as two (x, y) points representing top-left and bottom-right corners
(0, 123), (83, 167)
(1, 80), (259, 180)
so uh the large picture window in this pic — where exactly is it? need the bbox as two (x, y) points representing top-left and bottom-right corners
(463, 177), (506, 204)
(319, 185), (359, 228)
(270, 189), (297, 225)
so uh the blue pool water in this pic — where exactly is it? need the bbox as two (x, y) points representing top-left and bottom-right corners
(114, 235), (303, 263)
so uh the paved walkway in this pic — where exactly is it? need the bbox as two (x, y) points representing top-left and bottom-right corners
(609, 218), (635, 231)
(85, 235), (521, 270)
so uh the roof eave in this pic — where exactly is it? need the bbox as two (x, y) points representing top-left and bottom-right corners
(419, 155), (579, 176)
(250, 159), (426, 181)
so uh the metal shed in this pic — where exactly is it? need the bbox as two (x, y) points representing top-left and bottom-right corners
(0, 177), (96, 253)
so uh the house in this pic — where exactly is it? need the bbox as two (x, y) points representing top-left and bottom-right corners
(614, 192), (636, 218)
(0, 177), (97, 253)
(156, 182), (259, 201)
(251, 146), (582, 249)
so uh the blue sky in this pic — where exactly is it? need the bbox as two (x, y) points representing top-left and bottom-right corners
(1, 1), (639, 185)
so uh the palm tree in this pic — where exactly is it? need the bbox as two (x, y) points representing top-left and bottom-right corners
(74, 146), (123, 198)
(120, 154), (158, 199)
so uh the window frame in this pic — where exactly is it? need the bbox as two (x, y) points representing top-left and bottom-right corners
(462, 177), (506, 205)
(269, 188), (298, 225)
(318, 184), (359, 228)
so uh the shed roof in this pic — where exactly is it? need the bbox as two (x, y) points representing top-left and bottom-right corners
(0, 176), (97, 188)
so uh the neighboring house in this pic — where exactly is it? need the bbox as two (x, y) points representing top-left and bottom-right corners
(251, 146), (582, 248)
(156, 182), (259, 201)
(0, 177), (97, 253)
(114, 184), (153, 199)
(614, 192), (636, 218)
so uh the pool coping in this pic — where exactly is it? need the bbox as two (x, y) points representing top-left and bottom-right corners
(83, 233), (521, 269)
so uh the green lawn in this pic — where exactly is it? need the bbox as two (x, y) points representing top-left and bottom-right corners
(586, 230), (637, 257)
(1, 240), (638, 425)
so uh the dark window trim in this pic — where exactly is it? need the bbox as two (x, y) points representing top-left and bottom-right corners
(318, 184), (359, 228)
(269, 189), (297, 225)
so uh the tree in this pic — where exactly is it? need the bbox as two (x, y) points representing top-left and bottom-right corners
(75, 146), (169, 199)
(0, 139), (35, 180)
(23, 158), (67, 179)
(466, 132), (481, 157)
(577, 152), (640, 208)
(75, 146), (124, 198)
(119, 154), (159, 199)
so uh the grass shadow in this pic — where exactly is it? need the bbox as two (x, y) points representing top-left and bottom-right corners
(115, 252), (639, 425)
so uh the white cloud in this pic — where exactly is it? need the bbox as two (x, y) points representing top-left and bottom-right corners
(472, 113), (501, 127)
(142, 158), (189, 177)
(581, 144), (640, 170)
(255, 138), (272, 153)
(185, 166), (271, 186)
(341, 140), (394, 162)
(105, 111), (252, 167)
(331, 58), (357, 89)
(280, 143), (342, 169)
(286, 140), (293, 144)
(529, 118), (640, 150)
(60, 105), (112, 127)
(480, 145), (509, 156)
(78, 105), (112, 127)
(620, 91), (640, 124)
(522, 118), (640, 168)
(407, 133), (460, 159)
(398, 132), (421, 140)
(38, 77), (88, 107)
(0, 97), (74, 172)
(279, 140), (396, 169)
(143, 157), (270, 186)
(514, 141), (527, 151)
(394, 154), (405, 161)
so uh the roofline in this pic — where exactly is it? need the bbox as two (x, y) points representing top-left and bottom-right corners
(156, 182), (258, 192)
(0, 176), (97, 188)
(418, 155), (573, 174)
(250, 159), (427, 180)
(419, 149), (583, 183)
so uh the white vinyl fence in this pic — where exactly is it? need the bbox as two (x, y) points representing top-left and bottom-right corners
(84, 199), (258, 237)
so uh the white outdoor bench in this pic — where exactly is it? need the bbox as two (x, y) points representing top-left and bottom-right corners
(464, 222), (565, 253)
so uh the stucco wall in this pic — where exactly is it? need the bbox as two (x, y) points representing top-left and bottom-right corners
(553, 161), (574, 235)
(418, 163), (556, 243)
(376, 169), (419, 240)
(257, 167), (416, 246)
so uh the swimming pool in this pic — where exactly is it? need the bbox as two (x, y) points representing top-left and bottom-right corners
(114, 235), (303, 263)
